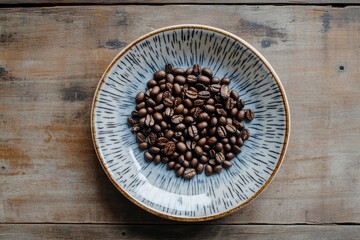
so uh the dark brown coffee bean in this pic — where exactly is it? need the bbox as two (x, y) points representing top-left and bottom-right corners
(176, 142), (187, 152)
(178, 155), (185, 164)
(216, 108), (227, 117)
(183, 151), (192, 161)
(229, 136), (237, 145)
(215, 152), (225, 164)
(225, 124), (237, 134)
(174, 162), (181, 169)
(185, 67), (193, 76)
(245, 109), (255, 121)
(230, 90), (240, 100)
(233, 120), (245, 130)
(211, 77), (220, 84)
(210, 84), (221, 93)
(174, 131), (183, 138)
(141, 128), (151, 136)
(203, 144), (211, 152)
(197, 112), (209, 122)
(208, 159), (216, 166)
(144, 151), (153, 161)
(167, 161), (176, 169)
(197, 121), (208, 130)
(194, 146), (203, 156)
(127, 117), (135, 126)
(183, 160), (190, 168)
(221, 77), (231, 85)
(145, 114), (155, 127)
(174, 104), (184, 114)
(185, 140), (196, 150)
(193, 64), (200, 76)
(237, 110), (245, 121)
(153, 155), (161, 164)
(135, 92), (145, 103)
(148, 146), (160, 154)
(218, 116), (227, 126)
(199, 128), (207, 137)
(145, 89), (151, 99)
(175, 123), (186, 131)
(204, 105), (215, 114)
(146, 98), (156, 108)
(139, 142), (148, 150)
(172, 152), (180, 160)
(224, 143), (232, 152)
(150, 86), (160, 96)
(161, 129), (173, 139)
(163, 98), (174, 107)
(207, 136), (217, 146)
(154, 70), (166, 80)
(215, 142), (223, 152)
(136, 102), (146, 111)
(185, 89), (198, 99)
(223, 160), (232, 168)
(217, 126), (227, 138)
(194, 83), (207, 91)
(190, 107), (202, 118)
(236, 136), (244, 147)
(197, 137), (207, 146)
(154, 104), (164, 112)
(220, 85), (229, 99)
(206, 98), (215, 105)
(197, 75), (211, 85)
(147, 107), (154, 115)
(241, 129), (250, 140)
(138, 117), (145, 128)
(176, 166), (185, 177)
(205, 164), (213, 176)
(198, 91), (211, 99)
(164, 107), (174, 118)
(157, 137), (169, 147)
(163, 91), (172, 99)
(186, 75), (197, 84)
(131, 124), (141, 132)
(188, 125), (198, 138)
(172, 83), (181, 95)
(154, 93), (163, 104)
(194, 99), (205, 107)
(171, 115), (184, 124)
(136, 132), (146, 143)
(190, 158), (198, 167)
(175, 75), (186, 85)
(199, 155), (208, 163)
(147, 79), (157, 88)
(165, 63), (173, 73)
(225, 98), (235, 110)
(221, 138), (229, 144)
(158, 79), (166, 86)
(226, 152), (235, 160)
(173, 68), (185, 76)
(147, 132), (157, 145)
(183, 116), (194, 125)
(183, 98), (193, 108)
(164, 141), (175, 155)
(183, 168), (196, 179)
(165, 83), (173, 93)
(210, 117), (218, 126)
(209, 126), (217, 136)
(214, 165), (223, 173)
(230, 108), (238, 117)
(202, 68), (213, 78)
(196, 163), (204, 173)
(137, 108), (147, 117)
(237, 99), (245, 109)
(153, 112), (163, 122)
(174, 97), (182, 106)
(233, 145), (241, 153)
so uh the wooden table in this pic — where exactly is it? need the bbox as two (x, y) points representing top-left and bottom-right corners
(1, 0), (360, 239)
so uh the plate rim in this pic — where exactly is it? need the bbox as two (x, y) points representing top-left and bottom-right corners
(91, 24), (291, 222)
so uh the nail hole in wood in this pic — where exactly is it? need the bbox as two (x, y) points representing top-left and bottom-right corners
(339, 66), (344, 71)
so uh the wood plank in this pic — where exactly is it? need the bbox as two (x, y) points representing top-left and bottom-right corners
(1, 224), (360, 239)
(0, 5), (359, 224)
(0, 0), (359, 5)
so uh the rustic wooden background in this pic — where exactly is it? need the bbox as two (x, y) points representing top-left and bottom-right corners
(1, 0), (360, 239)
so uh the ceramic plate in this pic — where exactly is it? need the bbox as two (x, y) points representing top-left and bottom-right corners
(91, 24), (290, 221)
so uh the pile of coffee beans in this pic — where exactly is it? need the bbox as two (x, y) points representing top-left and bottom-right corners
(128, 64), (254, 180)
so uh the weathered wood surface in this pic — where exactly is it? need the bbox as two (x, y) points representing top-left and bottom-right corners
(0, 0), (359, 5)
(0, 5), (359, 225)
(1, 224), (360, 240)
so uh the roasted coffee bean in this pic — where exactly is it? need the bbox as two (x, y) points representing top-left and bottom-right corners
(197, 75), (211, 85)
(237, 99), (245, 110)
(221, 138), (229, 144)
(195, 83), (207, 91)
(152, 124), (162, 133)
(153, 112), (163, 122)
(174, 162), (181, 169)
(197, 112), (209, 122)
(131, 124), (141, 132)
(165, 83), (173, 93)
(145, 114), (155, 127)
(173, 83), (181, 95)
(171, 115), (184, 124)
(209, 126), (217, 136)
(165, 63), (173, 74)
(147, 107), (154, 115)
(183, 98), (193, 108)
(147, 80), (157, 88)
(185, 89), (198, 99)
(199, 155), (208, 163)
(185, 67), (193, 76)
(216, 108), (227, 117)
(215, 142), (223, 152)
(220, 85), (229, 99)
(196, 163), (204, 173)
(226, 152), (235, 160)
(198, 91), (211, 99)
(211, 77), (220, 84)
(197, 121), (208, 130)
(164, 141), (175, 155)
(210, 84), (221, 93)
(229, 136), (237, 145)
(182, 168), (195, 179)
(224, 143), (232, 152)
(217, 126), (227, 138)
(219, 116), (227, 125)
(176, 142), (187, 152)
(194, 99), (205, 107)
(158, 79), (166, 86)
(194, 146), (203, 156)
(230, 108), (239, 117)
(154, 104), (164, 112)
(164, 107), (174, 118)
(208, 159), (216, 166)
(184, 151), (193, 161)
(153, 155), (161, 164)
(173, 68), (185, 76)
(176, 166), (185, 177)
(136, 133), (146, 143)
(185, 140), (196, 150)
(223, 160), (232, 168)
(147, 132), (157, 145)
(210, 117), (218, 126)
(162, 156), (170, 163)
(135, 92), (145, 103)
(137, 108), (147, 117)
(174, 104), (184, 114)
(204, 104), (215, 113)
(237, 137), (244, 147)
(225, 124), (237, 134)
(154, 70), (166, 80)
(221, 77), (231, 85)
(214, 165), (223, 173)
(245, 109), (255, 121)
(163, 130), (174, 139)
(202, 68), (213, 78)
(144, 151), (153, 161)
(139, 142), (148, 150)
(157, 137), (169, 147)
(150, 86), (160, 96)
(190, 157), (198, 167)
(233, 145), (241, 153)
(226, 118), (233, 125)
(193, 64), (200, 76)
(188, 125), (198, 138)
(163, 91), (172, 99)
(191, 107), (202, 118)
(241, 129), (250, 140)
(127, 117), (135, 126)
(175, 75), (186, 85)
(225, 98), (235, 110)
(199, 128), (207, 137)
(237, 110), (245, 121)
(167, 161), (176, 169)
(206, 98), (215, 105)
(209, 149), (216, 159)
(163, 98), (174, 107)
(136, 102), (146, 111)
(197, 137), (207, 146)
(174, 131), (183, 138)
(155, 92), (164, 103)
(205, 164), (213, 176)
(173, 97), (182, 107)
(230, 90), (239, 100)
(183, 116), (194, 125)
(175, 123), (186, 131)
(186, 75), (197, 84)
(215, 152), (225, 164)
(203, 144), (211, 152)
(207, 136), (217, 146)
(146, 98), (156, 108)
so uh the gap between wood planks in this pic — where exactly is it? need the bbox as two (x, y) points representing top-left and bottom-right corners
(0, 222), (360, 225)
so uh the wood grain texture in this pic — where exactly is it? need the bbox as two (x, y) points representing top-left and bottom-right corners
(0, 5), (359, 224)
(0, 0), (359, 5)
(1, 224), (360, 240)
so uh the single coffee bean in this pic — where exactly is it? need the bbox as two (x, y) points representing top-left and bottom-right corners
(223, 160), (232, 168)
(141, 128), (151, 136)
(230, 90), (240, 100)
(147, 79), (157, 88)
(197, 137), (207, 146)
(198, 112), (210, 122)
(173, 97), (182, 107)
(165, 83), (173, 94)
(174, 162), (181, 169)
(237, 110), (245, 121)
(221, 138), (229, 144)
(237, 136), (244, 147)
(226, 117), (233, 125)
(203, 145), (211, 152)
(186, 75), (197, 84)
(155, 92), (164, 103)
(183, 116), (194, 125)
(138, 118), (146, 127)
(178, 155), (185, 164)
(199, 155), (208, 163)
(214, 165), (223, 173)
(146, 98), (156, 108)
(194, 146), (203, 156)
(197, 121), (208, 130)
(215, 142), (223, 152)
(183, 168), (196, 179)
(233, 120), (245, 130)
(215, 152), (225, 164)
(216, 108), (228, 117)
(185, 89), (198, 99)
(136, 102), (146, 111)
(183, 98), (193, 108)
(211, 77), (220, 84)
(147, 132), (157, 145)
(204, 104), (215, 114)
(208, 159), (216, 166)
(136, 133), (146, 143)
(131, 124), (141, 132)
(154, 104), (164, 112)
(154, 70), (166, 80)
(206, 98), (215, 105)
(224, 143), (232, 152)
(197, 75), (211, 85)
(171, 115), (184, 124)
(139, 142), (148, 150)
(202, 68), (213, 78)
(150, 86), (160, 96)
(237, 99), (245, 109)
(210, 117), (218, 126)
(138, 108), (147, 117)
(184, 151), (193, 161)
(220, 85), (229, 99)
(153, 112), (163, 122)
(225, 124), (237, 134)
(163, 91), (172, 99)
(188, 125), (198, 138)
(172, 152), (180, 160)
(163, 98), (174, 107)
(190, 158), (198, 167)
(245, 109), (255, 121)
(185, 67), (193, 76)
(144, 151), (153, 161)
(207, 136), (217, 146)
(233, 145), (241, 153)
(241, 129), (250, 140)
(163, 129), (174, 139)
(174, 104), (184, 114)
(205, 164), (213, 176)
(176, 142), (187, 153)
(225, 98), (235, 110)
(175, 123), (186, 131)
(175, 75), (186, 85)
(196, 163), (204, 173)
(221, 77), (231, 85)
(185, 140), (196, 150)
(226, 152), (235, 160)
(198, 91), (211, 99)
(194, 99), (205, 107)
(147, 107), (154, 115)
(217, 126), (227, 138)
(173, 83), (181, 95)
(194, 83), (207, 91)
(190, 107), (202, 118)
(127, 117), (135, 126)
(176, 166), (185, 177)
(173, 68), (185, 76)
(167, 161), (176, 169)
(149, 146), (160, 154)
(218, 116), (227, 126)
(209, 126), (217, 136)
(157, 137), (169, 147)
(210, 84), (221, 93)
(230, 108), (239, 117)
(153, 155), (161, 164)
(229, 136), (237, 145)
(164, 141), (175, 155)
(135, 92), (145, 103)
(145, 114), (155, 127)
(193, 64), (200, 76)
(199, 128), (207, 137)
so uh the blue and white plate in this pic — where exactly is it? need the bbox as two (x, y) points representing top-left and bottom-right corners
(91, 25), (290, 221)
